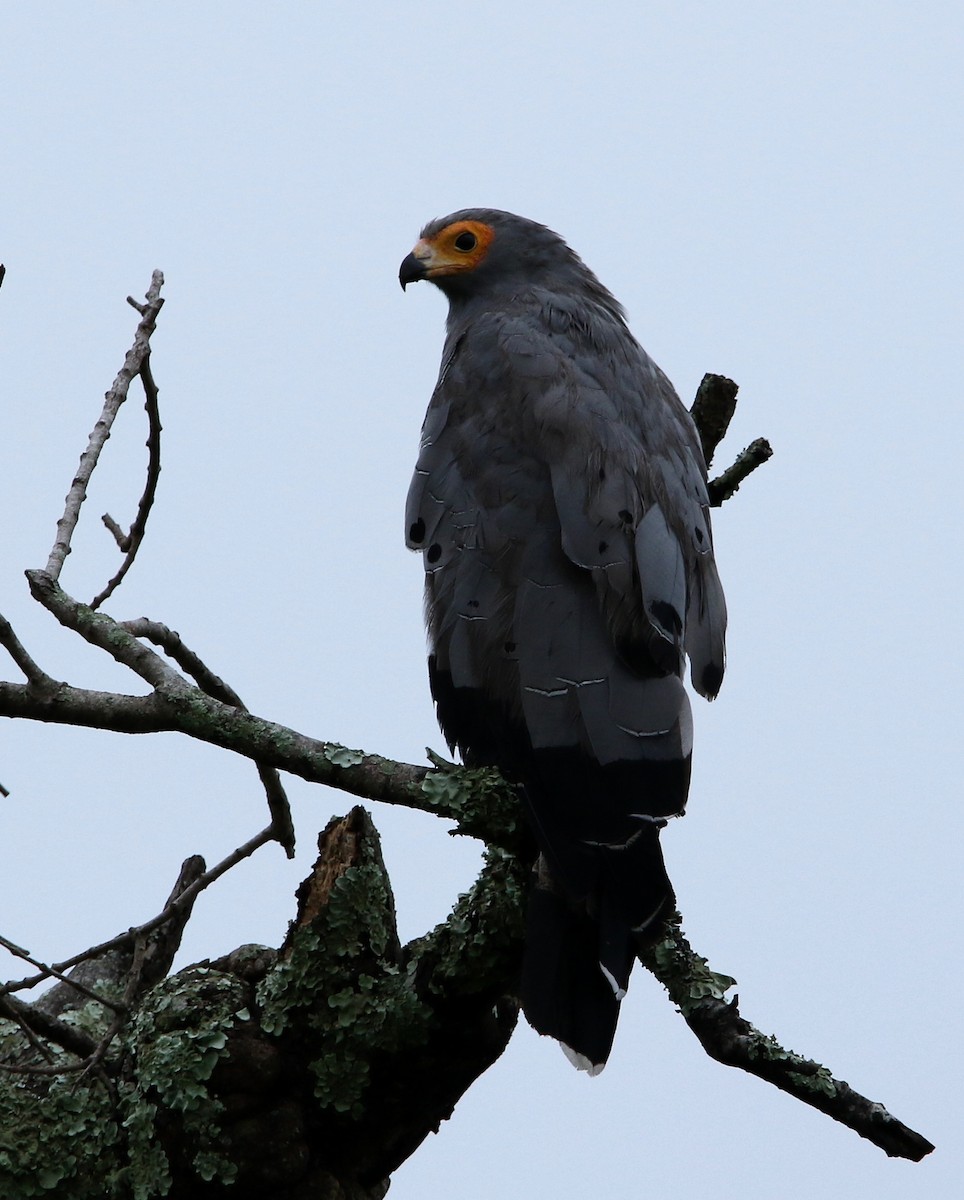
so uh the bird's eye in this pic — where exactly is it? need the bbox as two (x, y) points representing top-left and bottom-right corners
(454, 231), (477, 252)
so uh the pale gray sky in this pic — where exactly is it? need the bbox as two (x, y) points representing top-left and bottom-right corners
(1, 3), (960, 1197)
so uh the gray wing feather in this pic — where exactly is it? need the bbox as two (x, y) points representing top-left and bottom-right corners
(407, 306), (725, 778)
(633, 503), (687, 667)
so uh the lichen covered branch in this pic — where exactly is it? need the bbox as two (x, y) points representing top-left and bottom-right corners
(638, 915), (934, 1162)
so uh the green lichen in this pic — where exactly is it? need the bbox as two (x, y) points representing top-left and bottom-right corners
(120, 968), (243, 1191)
(257, 843), (432, 1119)
(323, 744), (365, 768)
(788, 1066), (838, 1098)
(0, 990), (130, 1199)
(646, 919), (737, 1016)
(0, 969), (245, 1198)
(0, 1068), (120, 1199)
(419, 759), (522, 842)
(411, 847), (526, 994)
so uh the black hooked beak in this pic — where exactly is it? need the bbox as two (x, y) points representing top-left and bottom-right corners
(399, 251), (428, 291)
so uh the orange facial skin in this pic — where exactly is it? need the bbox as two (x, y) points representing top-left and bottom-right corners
(408, 219), (495, 279)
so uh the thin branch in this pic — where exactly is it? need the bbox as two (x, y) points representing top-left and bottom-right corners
(0, 994), (98, 1061)
(0, 934), (122, 1013)
(707, 437), (773, 507)
(121, 619), (246, 703)
(0, 611), (56, 689)
(639, 915), (934, 1162)
(43, 271), (165, 583)
(0, 995), (58, 1061)
(121, 619), (295, 857)
(91, 355), (164, 609)
(0, 1059), (94, 1077)
(1, 827), (273, 999)
(0, 855), (209, 1079)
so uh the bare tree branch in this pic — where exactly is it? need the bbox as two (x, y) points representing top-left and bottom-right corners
(0, 672), (523, 843)
(0, 612), (55, 688)
(92, 354), (164, 609)
(26, 569), (191, 692)
(43, 272), (165, 583)
(121, 618), (295, 857)
(1, 828), (273, 1000)
(0, 933), (122, 1012)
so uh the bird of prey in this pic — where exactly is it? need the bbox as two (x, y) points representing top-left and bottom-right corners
(400, 209), (726, 1073)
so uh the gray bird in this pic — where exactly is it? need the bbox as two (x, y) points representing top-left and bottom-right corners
(400, 209), (726, 1072)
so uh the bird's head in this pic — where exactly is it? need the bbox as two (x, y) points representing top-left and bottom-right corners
(399, 208), (616, 311)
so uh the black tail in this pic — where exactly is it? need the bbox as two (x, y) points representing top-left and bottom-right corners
(520, 825), (675, 1073)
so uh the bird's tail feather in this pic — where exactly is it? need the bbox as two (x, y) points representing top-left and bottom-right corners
(520, 829), (675, 1073)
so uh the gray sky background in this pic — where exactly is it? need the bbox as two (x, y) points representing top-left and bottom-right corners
(1, 3), (960, 1197)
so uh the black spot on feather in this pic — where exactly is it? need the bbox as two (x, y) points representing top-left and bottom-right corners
(651, 600), (682, 636)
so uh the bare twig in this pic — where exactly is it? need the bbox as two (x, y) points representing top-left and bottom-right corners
(0, 856), (208, 1078)
(0, 611), (55, 689)
(121, 619), (244, 702)
(639, 916), (934, 1161)
(0, 934), (121, 1013)
(43, 271), (165, 583)
(0, 1060), (96, 1077)
(1, 827), (273, 999)
(91, 355), (164, 609)
(121, 619), (295, 857)
(707, 437), (773, 507)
